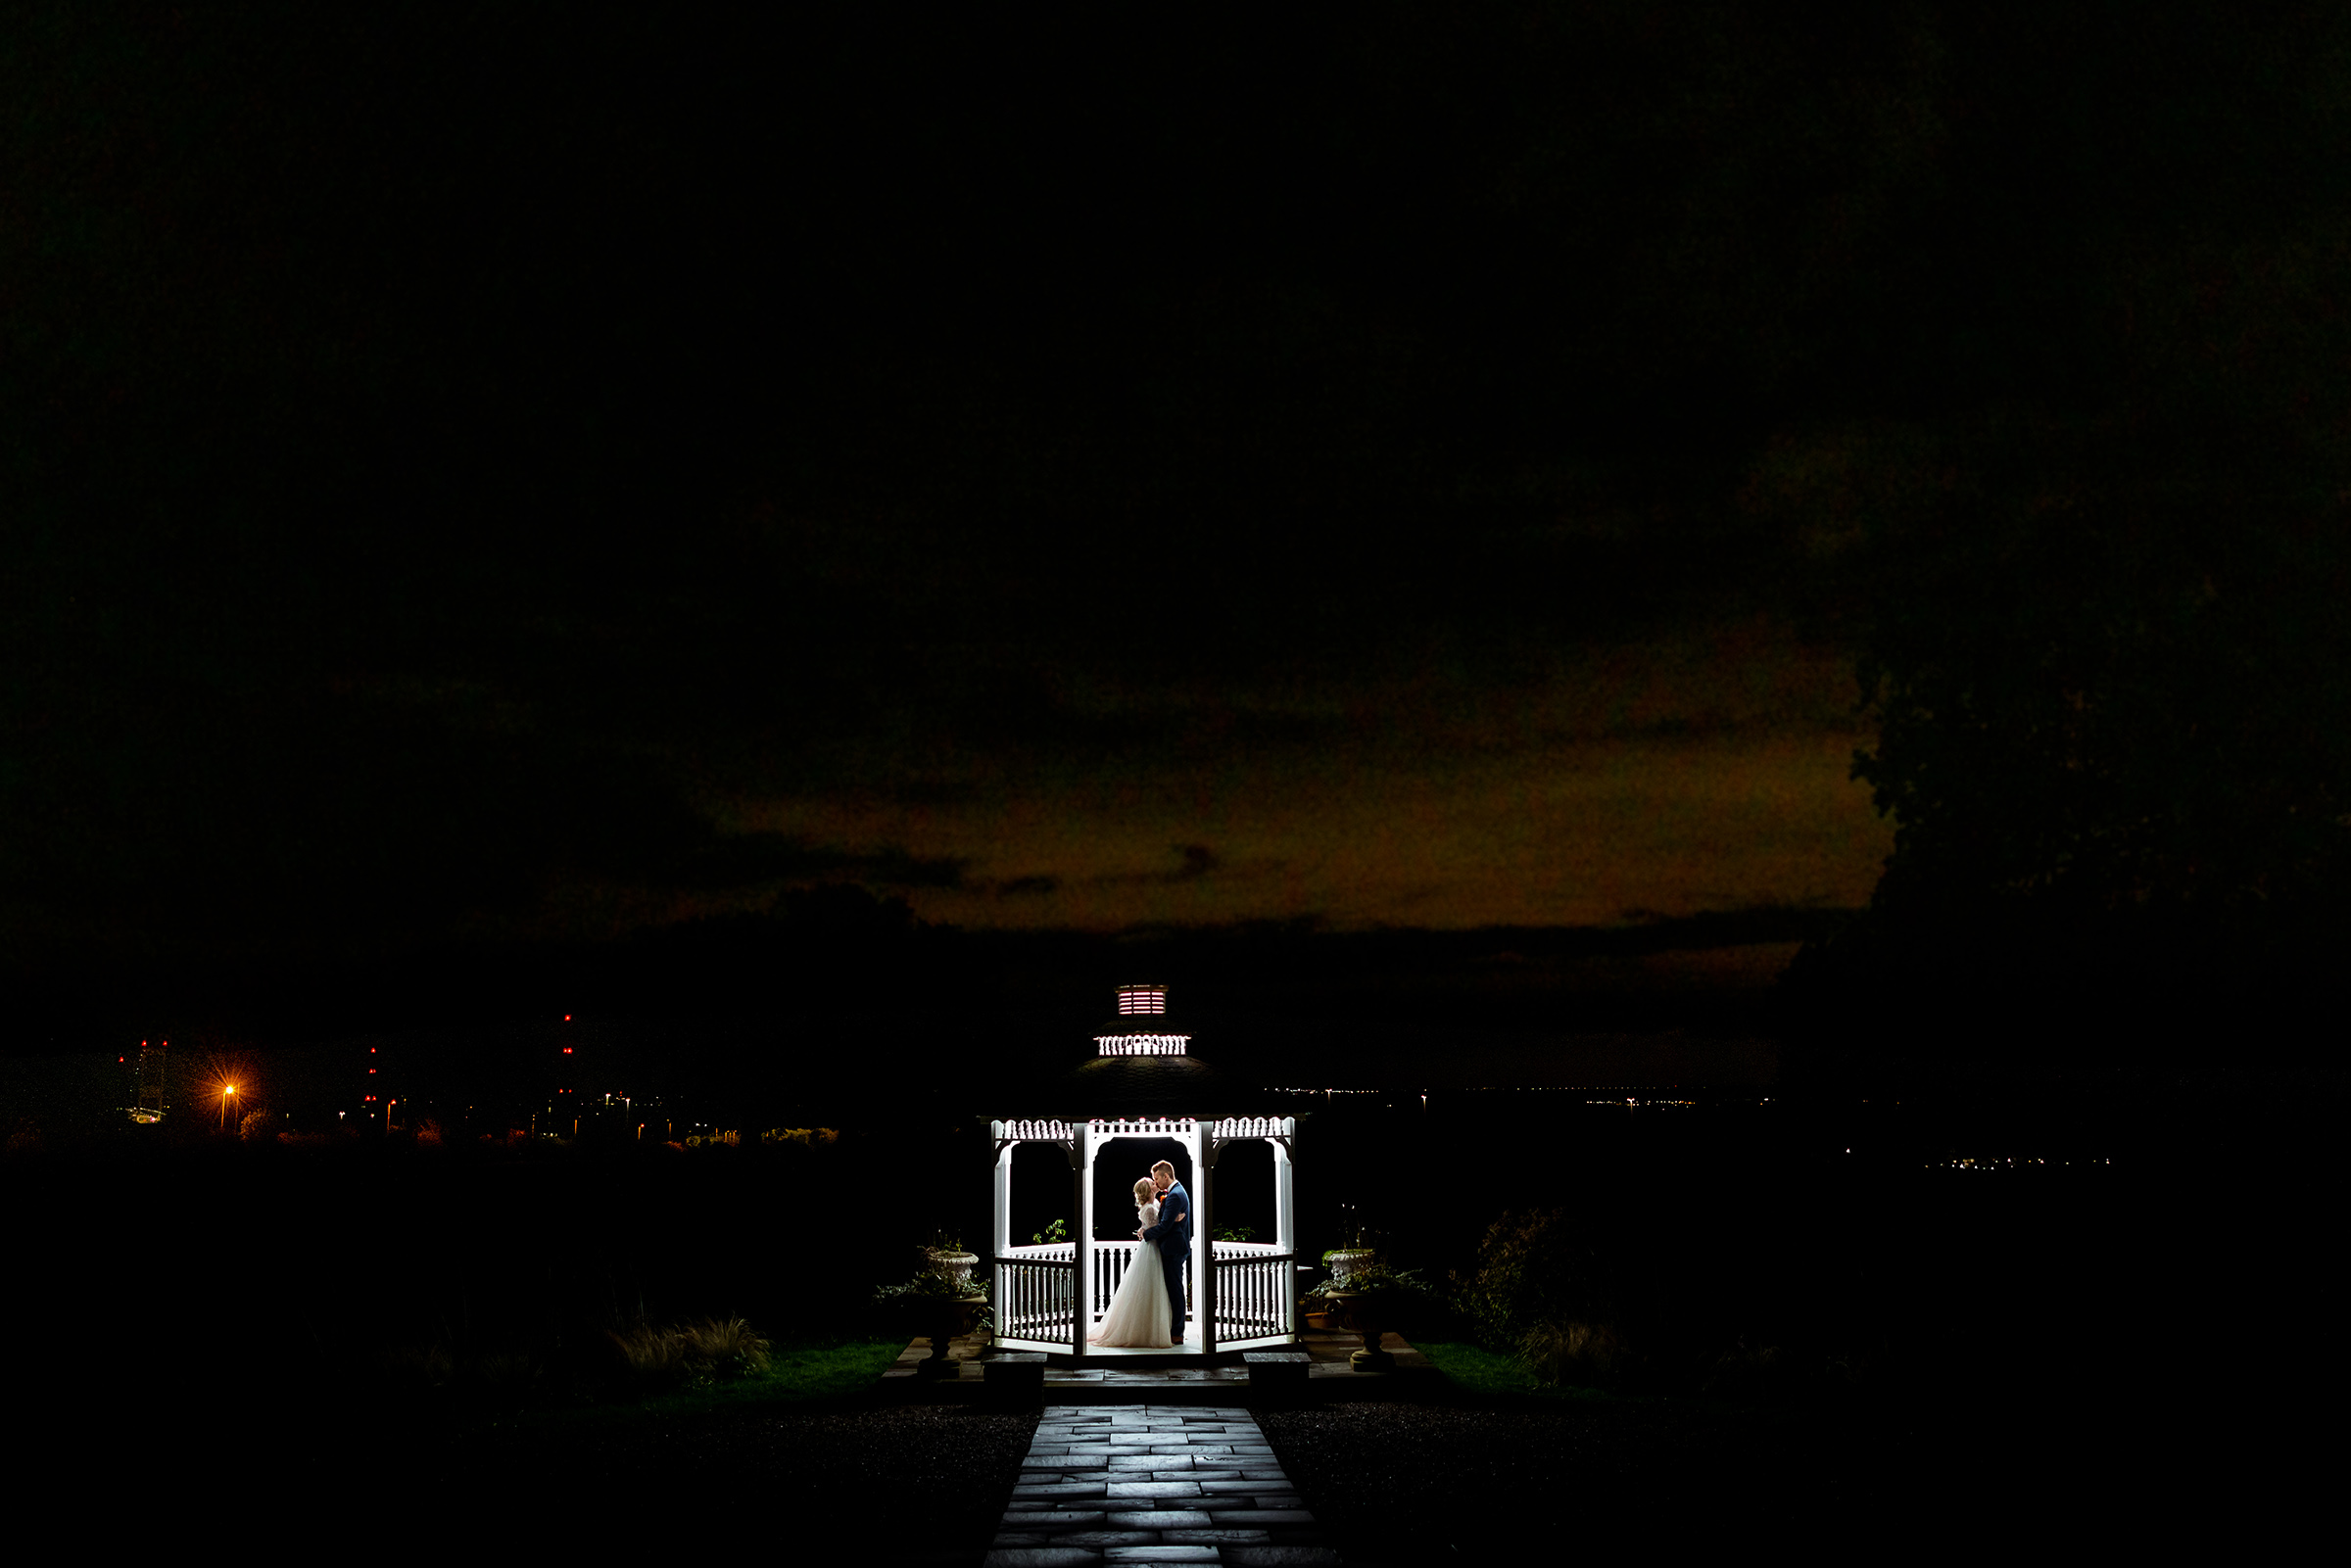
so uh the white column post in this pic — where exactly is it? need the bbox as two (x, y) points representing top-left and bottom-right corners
(1273, 1135), (1295, 1254)
(1074, 1122), (1094, 1361)
(993, 1143), (1013, 1259)
(1274, 1132), (1297, 1339)
(1198, 1120), (1217, 1354)
(1187, 1120), (1206, 1350)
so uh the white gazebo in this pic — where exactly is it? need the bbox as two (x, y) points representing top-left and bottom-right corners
(987, 984), (1300, 1358)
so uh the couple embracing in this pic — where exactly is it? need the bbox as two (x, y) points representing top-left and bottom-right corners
(1089, 1160), (1191, 1348)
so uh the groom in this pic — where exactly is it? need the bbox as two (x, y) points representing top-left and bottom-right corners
(1141, 1159), (1190, 1346)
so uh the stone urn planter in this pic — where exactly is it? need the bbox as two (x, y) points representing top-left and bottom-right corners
(1324, 1292), (1393, 1369)
(1322, 1249), (1374, 1286)
(892, 1294), (989, 1375)
(934, 1251), (981, 1291)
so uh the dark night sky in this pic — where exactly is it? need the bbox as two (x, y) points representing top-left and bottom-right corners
(6, 4), (2347, 1038)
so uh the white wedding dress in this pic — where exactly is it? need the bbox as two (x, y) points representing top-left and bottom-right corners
(1088, 1200), (1174, 1347)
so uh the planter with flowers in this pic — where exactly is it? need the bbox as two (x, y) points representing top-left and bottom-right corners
(1307, 1260), (1436, 1368)
(875, 1246), (991, 1374)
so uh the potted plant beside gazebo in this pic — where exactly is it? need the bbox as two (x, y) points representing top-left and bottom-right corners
(1309, 1260), (1434, 1369)
(877, 1246), (990, 1375)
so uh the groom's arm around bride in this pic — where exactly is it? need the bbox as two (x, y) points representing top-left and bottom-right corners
(1142, 1182), (1188, 1254)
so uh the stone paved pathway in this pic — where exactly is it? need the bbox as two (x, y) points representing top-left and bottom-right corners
(883, 1326), (1431, 1398)
(985, 1404), (1344, 1566)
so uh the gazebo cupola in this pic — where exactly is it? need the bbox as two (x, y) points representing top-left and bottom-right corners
(1100, 982), (1183, 1049)
(987, 983), (1300, 1359)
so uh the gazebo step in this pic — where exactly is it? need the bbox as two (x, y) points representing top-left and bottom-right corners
(1242, 1350), (1311, 1389)
(983, 1351), (1046, 1405)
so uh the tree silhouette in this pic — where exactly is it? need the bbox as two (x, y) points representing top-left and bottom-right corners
(1789, 405), (2351, 1054)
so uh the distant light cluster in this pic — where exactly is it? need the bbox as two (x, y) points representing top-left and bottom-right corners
(1927, 1157), (2114, 1170)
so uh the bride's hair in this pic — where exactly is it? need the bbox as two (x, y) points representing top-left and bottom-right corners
(1131, 1177), (1155, 1207)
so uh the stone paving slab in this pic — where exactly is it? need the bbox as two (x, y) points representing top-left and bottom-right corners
(883, 1326), (1432, 1407)
(983, 1405), (1341, 1567)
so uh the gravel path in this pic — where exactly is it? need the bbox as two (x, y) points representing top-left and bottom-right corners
(1255, 1396), (1907, 1561)
(354, 1402), (1041, 1559)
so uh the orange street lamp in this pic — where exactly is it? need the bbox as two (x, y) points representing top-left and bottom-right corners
(220, 1083), (238, 1134)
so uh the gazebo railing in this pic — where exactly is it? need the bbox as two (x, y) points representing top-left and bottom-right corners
(1210, 1249), (1295, 1344)
(1089, 1240), (1146, 1316)
(992, 1239), (1299, 1349)
(1089, 1239), (1283, 1316)
(992, 1243), (1078, 1347)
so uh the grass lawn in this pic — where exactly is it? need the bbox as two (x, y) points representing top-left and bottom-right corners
(1414, 1338), (1627, 1402)
(479, 1337), (906, 1434)
(638, 1336), (906, 1413)
(346, 1344), (1037, 1542)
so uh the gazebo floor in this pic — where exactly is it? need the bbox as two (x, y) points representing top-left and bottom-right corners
(880, 1324), (1437, 1402)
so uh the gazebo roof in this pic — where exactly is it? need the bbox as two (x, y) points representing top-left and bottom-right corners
(1050, 1050), (1238, 1118)
(1012, 982), (1269, 1119)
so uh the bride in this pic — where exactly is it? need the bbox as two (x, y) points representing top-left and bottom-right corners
(1089, 1177), (1174, 1347)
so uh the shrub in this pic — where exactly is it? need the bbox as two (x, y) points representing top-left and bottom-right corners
(1451, 1210), (1621, 1353)
(605, 1322), (692, 1391)
(682, 1317), (772, 1381)
(1519, 1319), (1637, 1391)
(463, 1349), (549, 1403)
(382, 1342), (456, 1392)
(578, 1318), (787, 1397)
(1451, 1210), (1650, 1390)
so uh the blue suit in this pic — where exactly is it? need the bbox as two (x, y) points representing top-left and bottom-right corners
(1141, 1179), (1191, 1337)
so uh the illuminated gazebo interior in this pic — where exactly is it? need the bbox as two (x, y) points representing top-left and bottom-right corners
(988, 984), (1299, 1358)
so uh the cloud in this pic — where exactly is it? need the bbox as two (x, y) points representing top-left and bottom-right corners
(725, 723), (1888, 934)
(1092, 844), (1221, 886)
(641, 832), (968, 892)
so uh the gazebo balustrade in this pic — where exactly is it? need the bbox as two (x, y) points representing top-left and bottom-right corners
(996, 1233), (1293, 1339)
